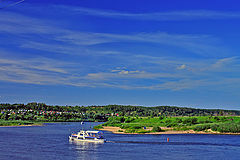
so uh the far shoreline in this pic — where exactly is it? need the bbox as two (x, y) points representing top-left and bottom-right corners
(0, 124), (44, 127)
(99, 126), (240, 135)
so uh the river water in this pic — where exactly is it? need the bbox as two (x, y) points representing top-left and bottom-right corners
(0, 122), (239, 160)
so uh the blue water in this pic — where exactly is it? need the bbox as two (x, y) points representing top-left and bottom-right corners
(0, 122), (239, 160)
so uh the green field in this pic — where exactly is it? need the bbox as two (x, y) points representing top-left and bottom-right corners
(94, 116), (240, 134)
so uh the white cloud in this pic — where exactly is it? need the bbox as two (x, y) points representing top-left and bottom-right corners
(53, 31), (221, 56)
(1, 6), (240, 92)
(211, 57), (238, 69)
(57, 6), (240, 21)
(86, 68), (185, 81)
(0, 51), (240, 91)
(112, 69), (141, 75)
(0, 52), (73, 85)
(177, 64), (187, 70)
(0, 11), (224, 57)
(0, 11), (58, 34)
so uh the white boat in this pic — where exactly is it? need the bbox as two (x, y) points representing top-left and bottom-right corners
(69, 130), (105, 143)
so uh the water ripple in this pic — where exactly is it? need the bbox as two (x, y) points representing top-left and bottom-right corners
(107, 140), (240, 147)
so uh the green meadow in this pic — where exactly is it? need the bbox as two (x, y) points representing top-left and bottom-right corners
(94, 116), (240, 134)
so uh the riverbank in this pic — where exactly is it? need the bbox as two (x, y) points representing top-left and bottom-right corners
(0, 120), (44, 127)
(100, 126), (240, 135)
(95, 116), (240, 134)
(0, 124), (43, 127)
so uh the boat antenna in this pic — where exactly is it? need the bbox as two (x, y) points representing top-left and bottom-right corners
(0, 0), (25, 10)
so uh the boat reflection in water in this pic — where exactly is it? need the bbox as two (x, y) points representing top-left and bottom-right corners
(70, 140), (104, 160)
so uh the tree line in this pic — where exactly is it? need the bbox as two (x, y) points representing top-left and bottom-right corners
(0, 103), (239, 122)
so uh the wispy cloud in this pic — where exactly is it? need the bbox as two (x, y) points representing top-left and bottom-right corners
(0, 50), (240, 91)
(0, 51), (72, 85)
(0, 11), (57, 34)
(86, 70), (180, 80)
(54, 31), (222, 56)
(211, 57), (238, 70)
(1, 5), (240, 92)
(0, 10), (226, 57)
(57, 6), (240, 21)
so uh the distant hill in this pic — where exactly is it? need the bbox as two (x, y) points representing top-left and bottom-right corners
(0, 103), (239, 118)
(86, 105), (240, 116)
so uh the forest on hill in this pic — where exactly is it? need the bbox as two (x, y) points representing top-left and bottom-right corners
(0, 103), (239, 122)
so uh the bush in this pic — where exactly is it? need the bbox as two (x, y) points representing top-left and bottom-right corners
(214, 117), (220, 121)
(193, 124), (211, 131)
(137, 129), (151, 134)
(124, 117), (135, 123)
(210, 124), (219, 131)
(121, 124), (142, 129)
(210, 123), (240, 133)
(108, 116), (125, 123)
(183, 118), (198, 125)
(216, 123), (240, 133)
(175, 118), (182, 123)
(165, 119), (171, 123)
(125, 129), (136, 133)
(152, 126), (162, 132)
(119, 117), (125, 123)
(159, 116), (164, 120)
(166, 122), (178, 127)
(93, 125), (103, 130)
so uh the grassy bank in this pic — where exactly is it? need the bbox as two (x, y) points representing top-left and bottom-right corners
(0, 120), (43, 126)
(94, 116), (240, 134)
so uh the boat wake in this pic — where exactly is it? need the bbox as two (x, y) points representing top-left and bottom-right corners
(106, 140), (240, 147)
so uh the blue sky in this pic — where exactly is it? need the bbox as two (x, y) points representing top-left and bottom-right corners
(0, 0), (240, 109)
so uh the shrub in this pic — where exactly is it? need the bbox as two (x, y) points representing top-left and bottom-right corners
(210, 123), (240, 133)
(175, 118), (182, 123)
(193, 124), (211, 131)
(152, 126), (162, 132)
(119, 117), (125, 123)
(199, 120), (212, 124)
(216, 123), (240, 133)
(183, 118), (198, 125)
(93, 125), (103, 130)
(210, 124), (219, 131)
(137, 129), (151, 134)
(214, 117), (220, 121)
(159, 116), (164, 120)
(129, 125), (142, 129)
(125, 129), (136, 133)
(166, 122), (178, 127)
(121, 124), (142, 129)
(165, 119), (171, 123)
(124, 117), (135, 123)
(174, 126), (189, 131)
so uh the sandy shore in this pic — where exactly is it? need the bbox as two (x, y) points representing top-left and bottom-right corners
(100, 126), (240, 135)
